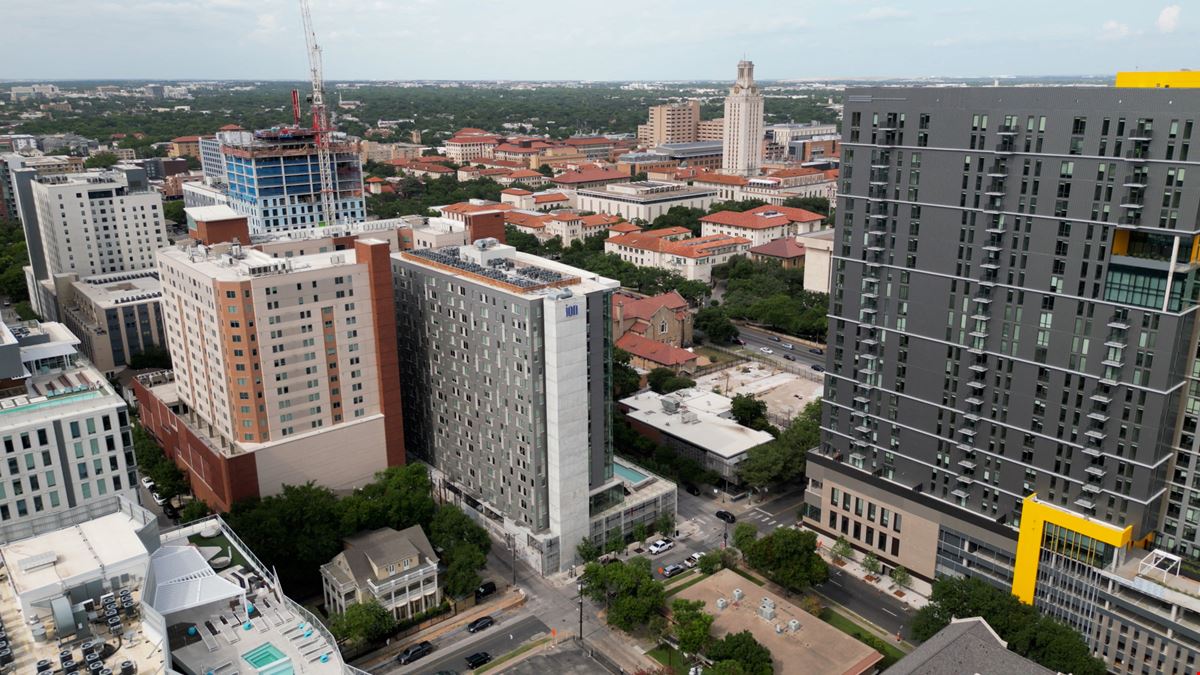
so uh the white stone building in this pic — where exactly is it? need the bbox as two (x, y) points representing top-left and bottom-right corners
(721, 60), (764, 177)
(574, 181), (717, 222)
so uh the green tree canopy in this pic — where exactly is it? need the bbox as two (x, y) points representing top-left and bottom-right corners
(670, 598), (714, 654)
(694, 307), (738, 344)
(580, 557), (666, 632)
(163, 199), (186, 224)
(781, 195), (830, 216)
(84, 151), (119, 168)
(739, 527), (827, 592)
(730, 394), (768, 428)
(329, 600), (396, 644)
(707, 630), (773, 675)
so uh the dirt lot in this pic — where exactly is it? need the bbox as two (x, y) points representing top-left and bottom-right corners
(696, 362), (822, 422)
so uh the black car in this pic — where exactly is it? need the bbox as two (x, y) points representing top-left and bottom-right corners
(733, 337), (746, 345)
(768, 335), (782, 342)
(397, 641), (433, 665)
(467, 616), (495, 633)
(808, 347), (824, 355)
(783, 354), (795, 361)
(474, 580), (497, 601)
(811, 364), (826, 372)
(716, 510), (736, 524)
(162, 503), (180, 520)
(683, 483), (702, 496)
(465, 652), (492, 669)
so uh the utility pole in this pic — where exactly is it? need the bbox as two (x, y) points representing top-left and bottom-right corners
(508, 533), (517, 586)
(577, 582), (584, 640)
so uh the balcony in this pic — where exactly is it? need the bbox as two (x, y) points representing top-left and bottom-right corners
(1122, 174), (1148, 188)
(958, 459), (977, 470)
(1090, 393), (1112, 405)
(1107, 317), (1130, 330)
(1085, 429), (1108, 441)
(1101, 359), (1123, 368)
(1082, 446), (1103, 458)
(1128, 127), (1153, 142)
(965, 397), (984, 407)
(997, 124), (1019, 135)
(968, 363), (989, 374)
(967, 380), (987, 390)
(985, 181), (1006, 196)
(1085, 465), (1107, 478)
(956, 474), (975, 485)
(995, 140), (1016, 154)
(1088, 411), (1110, 423)
(1081, 483), (1102, 494)
(854, 424), (872, 435)
(1074, 497), (1096, 510)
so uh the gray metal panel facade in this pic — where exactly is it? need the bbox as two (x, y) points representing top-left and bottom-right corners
(815, 87), (1200, 559)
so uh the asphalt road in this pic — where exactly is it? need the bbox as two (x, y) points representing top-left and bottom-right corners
(383, 613), (548, 674)
(735, 325), (827, 370)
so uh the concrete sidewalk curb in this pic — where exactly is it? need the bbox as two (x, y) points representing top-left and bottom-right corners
(813, 590), (916, 651)
(350, 589), (527, 669)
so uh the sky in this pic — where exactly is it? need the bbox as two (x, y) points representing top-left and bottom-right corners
(1, 0), (1195, 82)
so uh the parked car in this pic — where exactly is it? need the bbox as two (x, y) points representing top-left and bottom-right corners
(811, 364), (826, 372)
(467, 616), (495, 633)
(397, 641), (433, 665)
(152, 492), (168, 507)
(662, 563), (686, 578)
(760, 347), (774, 354)
(783, 354), (795, 361)
(162, 503), (179, 520)
(684, 483), (702, 496)
(809, 347), (824, 355)
(648, 538), (674, 555)
(768, 335), (781, 342)
(733, 337), (746, 345)
(716, 510), (737, 524)
(140, 476), (155, 490)
(782, 343), (794, 350)
(474, 580), (497, 601)
(683, 552), (703, 568)
(465, 652), (492, 669)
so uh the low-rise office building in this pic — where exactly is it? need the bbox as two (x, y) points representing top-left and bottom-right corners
(605, 227), (749, 283)
(576, 181), (717, 222)
(58, 270), (166, 375)
(321, 525), (441, 621)
(700, 205), (824, 247)
(620, 388), (774, 483)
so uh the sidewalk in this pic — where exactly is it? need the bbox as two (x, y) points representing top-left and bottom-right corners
(804, 526), (931, 611)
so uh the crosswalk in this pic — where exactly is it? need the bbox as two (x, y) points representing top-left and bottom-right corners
(745, 508), (781, 527)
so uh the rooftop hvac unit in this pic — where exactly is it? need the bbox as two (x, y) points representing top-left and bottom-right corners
(716, 598), (728, 610)
(759, 603), (776, 621)
(775, 624), (784, 634)
(732, 588), (744, 602)
(661, 397), (680, 413)
(788, 619), (801, 632)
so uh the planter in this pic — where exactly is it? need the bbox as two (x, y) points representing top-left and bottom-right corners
(833, 559), (847, 567)
(893, 590), (906, 598)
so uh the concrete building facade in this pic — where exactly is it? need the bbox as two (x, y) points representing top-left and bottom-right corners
(721, 61), (764, 177)
(637, 101), (701, 147)
(575, 181), (717, 222)
(805, 84), (1200, 673)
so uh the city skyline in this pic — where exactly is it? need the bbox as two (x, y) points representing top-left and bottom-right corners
(1, 1), (1191, 82)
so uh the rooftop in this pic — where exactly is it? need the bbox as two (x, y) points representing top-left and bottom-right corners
(884, 617), (1054, 675)
(399, 240), (618, 298)
(72, 270), (162, 309)
(159, 240), (371, 281)
(674, 569), (883, 675)
(612, 290), (688, 322)
(616, 333), (698, 367)
(691, 171), (749, 186)
(607, 231), (749, 259)
(551, 167), (629, 185)
(620, 388), (773, 458)
(750, 238), (807, 259)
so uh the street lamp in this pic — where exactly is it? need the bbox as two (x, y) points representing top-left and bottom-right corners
(577, 582), (584, 640)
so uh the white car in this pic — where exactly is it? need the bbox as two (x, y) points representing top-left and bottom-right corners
(782, 343), (794, 350)
(140, 476), (155, 490)
(648, 539), (674, 555)
(683, 552), (703, 568)
(152, 492), (168, 507)
(760, 347), (774, 355)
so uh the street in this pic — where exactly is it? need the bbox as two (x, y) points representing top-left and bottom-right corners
(734, 324), (827, 371)
(381, 613), (548, 674)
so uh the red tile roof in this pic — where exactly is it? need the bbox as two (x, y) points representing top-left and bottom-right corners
(608, 231), (749, 259)
(171, 135), (202, 143)
(533, 193), (570, 204)
(767, 167), (822, 178)
(219, 124), (244, 131)
(365, 176), (385, 183)
(613, 290), (689, 321)
(508, 169), (543, 178)
(551, 167), (628, 185)
(580, 214), (622, 228)
(501, 188), (533, 196)
(442, 201), (515, 215)
(750, 238), (807, 259)
(747, 204), (825, 223)
(692, 171), (748, 186)
(608, 222), (642, 234)
(616, 333), (698, 367)
(505, 212), (550, 229)
(701, 210), (791, 231)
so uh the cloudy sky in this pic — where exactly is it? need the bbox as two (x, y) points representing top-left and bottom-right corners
(2, 1), (1192, 81)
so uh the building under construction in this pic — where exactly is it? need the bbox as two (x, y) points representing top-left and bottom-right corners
(195, 127), (364, 235)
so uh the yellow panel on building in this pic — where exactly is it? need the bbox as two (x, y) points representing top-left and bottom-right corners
(1115, 71), (1200, 89)
(1011, 494), (1133, 604)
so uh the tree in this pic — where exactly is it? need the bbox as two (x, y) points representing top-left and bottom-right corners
(740, 527), (827, 592)
(831, 536), (854, 562)
(444, 543), (487, 598)
(707, 199), (768, 214)
(912, 577), (1106, 675)
(732, 523), (759, 553)
(577, 537), (601, 563)
(84, 151), (118, 168)
(890, 565), (911, 589)
(670, 599), (714, 655)
(739, 401), (819, 488)
(580, 557), (666, 632)
(862, 552), (882, 576)
(799, 594), (823, 616)
(329, 601), (396, 645)
(730, 394), (768, 428)
(178, 499), (212, 524)
(646, 367), (676, 394)
(653, 512), (674, 537)
(128, 344), (172, 369)
(737, 442), (787, 491)
(429, 504), (490, 558)
(698, 551), (723, 575)
(605, 532), (625, 554)
(612, 348), (641, 400)
(338, 464), (436, 535)
(707, 630), (772, 675)
(694, 307), (738, 344)
(633, 522), (648, 546)
(661, 375), (695, 393)
(537, 163), (554, 177)
(709, 661), (748, 675)
(781, 195), (830, 216)
(163, 199), (186, 224)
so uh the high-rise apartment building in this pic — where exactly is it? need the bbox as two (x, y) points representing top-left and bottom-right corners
(22, 168), (167, 320)
(0, 320), (137, 524)
(805, 82), (1200, 672)
(136, 217), (404, 511)
(392, 240), (676, 574)
(721, 60), (764, 177)
(193, 128), (365, 236)
(638, 100), (701, 147)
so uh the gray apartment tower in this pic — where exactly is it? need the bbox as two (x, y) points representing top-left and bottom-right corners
(803, 84), (1200, 673)
(392, 240), (676, 574)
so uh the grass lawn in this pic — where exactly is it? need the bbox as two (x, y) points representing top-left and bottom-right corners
(820, 607), (908, 667)
(188, 531), (250, 570)
(665, 573), (709, 597)
(695, 346), (731, 363)
(663, 569), (695, 586)
(647, 643), (688, 673)
(729, 566), (766, 586)
(476, 636), (551, 673)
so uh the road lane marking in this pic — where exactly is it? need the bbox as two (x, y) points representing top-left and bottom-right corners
(829, 579), (843, 587)
(881, 608), (897, 617)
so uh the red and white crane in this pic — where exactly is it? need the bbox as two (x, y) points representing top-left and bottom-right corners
(298, 0), (338, 229)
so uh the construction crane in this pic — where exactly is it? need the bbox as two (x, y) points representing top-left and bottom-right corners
(298, 0), (338, 229)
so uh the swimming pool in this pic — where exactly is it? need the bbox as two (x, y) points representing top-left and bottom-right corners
(242, 642), (293, 675)
(613, 462), (650, 485)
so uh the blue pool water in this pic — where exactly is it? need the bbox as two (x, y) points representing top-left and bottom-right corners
(614, 462), (650, 484)
(242, 642), (293, 675)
